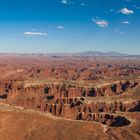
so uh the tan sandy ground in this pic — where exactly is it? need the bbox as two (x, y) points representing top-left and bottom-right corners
(0, 103), (140, 140)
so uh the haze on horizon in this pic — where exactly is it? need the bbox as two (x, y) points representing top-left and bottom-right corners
(0, 0), (140, 54)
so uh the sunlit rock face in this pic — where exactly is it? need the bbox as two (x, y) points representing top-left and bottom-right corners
(1, 79), (138, 127)
(0, 55), (140, 134)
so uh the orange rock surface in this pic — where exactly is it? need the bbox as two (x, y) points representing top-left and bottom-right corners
(0, 54), (140, 140)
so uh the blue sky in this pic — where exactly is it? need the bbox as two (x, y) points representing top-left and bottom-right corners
(0, 0), (140, 54)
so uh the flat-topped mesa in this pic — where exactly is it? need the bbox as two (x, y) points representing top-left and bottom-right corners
(0, 79), (138, 127)
(4, 80), (138, 106)
(4, 80), (137, 105)
(43, 81), (138, 98)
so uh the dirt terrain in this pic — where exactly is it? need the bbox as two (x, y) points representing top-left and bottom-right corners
(0, 54), (140, 140)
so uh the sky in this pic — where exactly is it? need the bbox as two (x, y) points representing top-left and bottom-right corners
(0, 0), (140, 54)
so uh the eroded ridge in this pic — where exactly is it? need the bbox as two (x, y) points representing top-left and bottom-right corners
(0, 79), (138, 127)
(0, 55), (140, 130)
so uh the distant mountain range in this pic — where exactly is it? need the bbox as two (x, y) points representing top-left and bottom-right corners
(0, 51), (139, 57)
(74, 51), (128, 56)
(48, 51), (138, 57)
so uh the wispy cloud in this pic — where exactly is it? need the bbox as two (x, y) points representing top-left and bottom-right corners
(121, 21), (130, 24)
(120, 8), (134, 15)
(81, 3), (85, 6)
(105, 9), (115, 14)
(92, 18), (108, 28)
(57, 26), (65, 29)
(61, 0), (68, 4)
(114, 29), (124, 34)
(61, 0), (73, 5)
(24, 32), (47, 36)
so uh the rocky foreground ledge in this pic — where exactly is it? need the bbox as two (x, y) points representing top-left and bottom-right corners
(0, 103), (140, 140)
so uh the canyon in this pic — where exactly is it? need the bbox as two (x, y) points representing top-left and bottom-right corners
(0, 54), (140, 140)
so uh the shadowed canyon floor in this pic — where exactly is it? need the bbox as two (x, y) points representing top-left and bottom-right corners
(0, 54), (140, 140)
